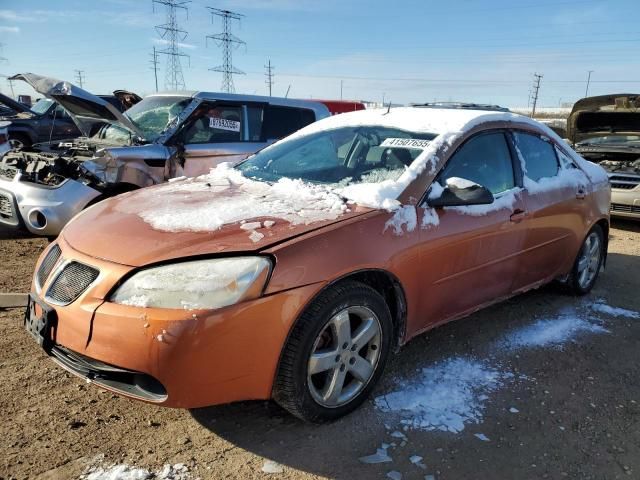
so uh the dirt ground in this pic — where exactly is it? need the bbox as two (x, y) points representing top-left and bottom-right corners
(1, 221), (639, 480)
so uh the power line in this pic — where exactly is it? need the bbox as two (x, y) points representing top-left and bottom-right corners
(206, 7), (245, 93)
(530, 73), (543, 117)
(265, 59), (274, 96)
(150, 46), (160, 92)
(74, 69), (85, 88)
(153, 0), (190, 91)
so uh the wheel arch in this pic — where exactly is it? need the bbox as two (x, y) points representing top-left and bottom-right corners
(593, 217), (610, 268)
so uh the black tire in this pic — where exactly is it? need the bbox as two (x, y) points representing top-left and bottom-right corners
(273, 281), (393, 423)
(566, 225), (604, 295)
(9, 133), (31, 151)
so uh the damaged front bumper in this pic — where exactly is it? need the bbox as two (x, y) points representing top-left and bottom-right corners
(0, 173), (100, 235)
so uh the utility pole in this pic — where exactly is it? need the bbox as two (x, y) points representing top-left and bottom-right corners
(153, 0), (190, 91)
(150, 46), (160, 92)
(74, 70), (85, 88)
(265, 59), (274, 96)
(206, 7), (245, 93)
(530, 73), (543, 118)
(585, 70), (594, 97)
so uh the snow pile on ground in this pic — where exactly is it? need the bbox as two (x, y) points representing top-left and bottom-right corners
(81, 462), (190, 480)
(501, 308), (609, 350)
(375, 357), (512, 433)
(375, 301), (626, 433)
(589, 301), (639, 319)
(117, 163), (347, 233)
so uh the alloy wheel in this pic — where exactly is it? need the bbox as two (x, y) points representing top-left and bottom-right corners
(307, 306), (382, 408)
(577, 231), (601, 289)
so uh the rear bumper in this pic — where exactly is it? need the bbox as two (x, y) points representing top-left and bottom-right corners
(0, 176), (100, 236)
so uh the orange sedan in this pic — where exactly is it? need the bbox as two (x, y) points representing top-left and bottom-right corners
(25, 106), (610, 422)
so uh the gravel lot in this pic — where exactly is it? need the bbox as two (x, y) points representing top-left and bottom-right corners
(1, 221), (639, 480)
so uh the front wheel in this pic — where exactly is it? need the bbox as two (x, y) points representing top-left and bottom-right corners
(273, 281), (393, 422)
(567, 225), (604, 295)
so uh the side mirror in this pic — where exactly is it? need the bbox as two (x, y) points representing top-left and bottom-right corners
(427, 177), (494, 207)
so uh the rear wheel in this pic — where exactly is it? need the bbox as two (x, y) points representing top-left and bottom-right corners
(273, 281), (393, 422)
(567, 225), (604, 295)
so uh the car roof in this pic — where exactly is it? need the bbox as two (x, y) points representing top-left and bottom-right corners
(147, 90), (330, 115)
(285, 106), (534, 139)
(412, 102), (510, 112)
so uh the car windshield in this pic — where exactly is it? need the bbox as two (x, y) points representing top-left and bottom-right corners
(124, 95), (192, 141)
(30, 98), (54, 115)
(236, 126), (436, 185)
(577, 135), (640, 147)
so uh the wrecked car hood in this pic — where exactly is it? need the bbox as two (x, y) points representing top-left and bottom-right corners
(568, 93), (640, 144)
(62, 170), (374, 267)
(0, 93), (33, 117)
(9, 72), (144, 139)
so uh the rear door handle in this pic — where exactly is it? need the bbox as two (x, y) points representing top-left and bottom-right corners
(510, 209), (527, 223)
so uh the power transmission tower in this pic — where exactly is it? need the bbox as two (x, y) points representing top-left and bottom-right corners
(585, 70), (594, 97)
(74, 70), (85, 88)
(150, 46), (160, 92)
(206, 7), (245, 93)
(530, 73), (543, 118)
(265, 59), (274, 96)
(153, 0), (190, 91)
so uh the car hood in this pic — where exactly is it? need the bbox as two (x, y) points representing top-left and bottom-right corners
(9, 72), (144, 138)
(62, 172), (374, 267)
(0, 92), (32, 117)
(568, 93), (640, 144)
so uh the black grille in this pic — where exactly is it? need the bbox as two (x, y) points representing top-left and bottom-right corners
(37, 244), (61, 289)
(0, 192), (12, 219)
(611, 203), (640, 214)
(609, 175), (639, 190)
(46, 262), (99, 304)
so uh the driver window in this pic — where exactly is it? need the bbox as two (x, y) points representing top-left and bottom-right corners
(183, 104), (243, 144)
(438, 132), (515, 195)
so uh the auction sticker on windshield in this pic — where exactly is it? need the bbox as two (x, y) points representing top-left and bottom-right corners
(381, 138), (431, 149)
(209, 117), (241, 132)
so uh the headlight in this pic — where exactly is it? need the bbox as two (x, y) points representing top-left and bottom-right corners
(111, 257), (271, 310)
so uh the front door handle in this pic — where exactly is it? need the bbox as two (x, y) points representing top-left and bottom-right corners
(510, 209), (527, 223)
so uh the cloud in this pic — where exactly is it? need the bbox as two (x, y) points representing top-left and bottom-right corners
(0, 25), (19, 33)
(152, 38), (197, 50)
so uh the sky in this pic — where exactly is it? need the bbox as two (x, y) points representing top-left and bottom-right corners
(0, 0), (638, 108)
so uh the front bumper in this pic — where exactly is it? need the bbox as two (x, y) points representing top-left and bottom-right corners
(0, 175), (100, 236)
(610, 188), (640, 219)
(29, 237), (323, 408)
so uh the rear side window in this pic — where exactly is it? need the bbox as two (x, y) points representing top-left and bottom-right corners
(262, 106), (316, 140)
(513, 132), (559, 181)
(182, 104), (243, 144)
(439, 132), (515, 195)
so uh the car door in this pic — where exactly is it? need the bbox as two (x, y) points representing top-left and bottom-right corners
(415, 130), (528, 329)
(509, 131), (590, 290)
(178, 102), (267, 177)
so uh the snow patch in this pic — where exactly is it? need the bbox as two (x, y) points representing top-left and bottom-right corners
(590, 302), (639, 319)
(240, 221), (261, 230)
(501, 309), (609, 350)
(359, 444), (393, 464)
(374, 357), (512, 433)
(421, 208), (440, 228)
(384, 205), (417, 236)
(119, 163), (347, 233)
(81, 462), (190, 480)
(474, 433), (490, 442)
(446, 176), (478, 189)
(248, 230), (264, 243)
(261, 460), (284, 474)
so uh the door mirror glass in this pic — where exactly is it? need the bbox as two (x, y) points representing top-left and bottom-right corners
(427, 178), (495, 207)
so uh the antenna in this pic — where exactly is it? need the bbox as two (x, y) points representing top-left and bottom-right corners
(265, 59), (274, 96)
(74, 70), (85, 88)
(206, 7), (245, 93)
(153, 0), (190, 91)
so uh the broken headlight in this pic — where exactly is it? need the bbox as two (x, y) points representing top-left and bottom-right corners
(111, 257), (271, 310)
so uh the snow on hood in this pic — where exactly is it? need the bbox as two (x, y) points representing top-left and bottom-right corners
(115, 163), (350, 232)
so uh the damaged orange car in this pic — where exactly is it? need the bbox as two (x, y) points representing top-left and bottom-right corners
(25, 106), (611, 422)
